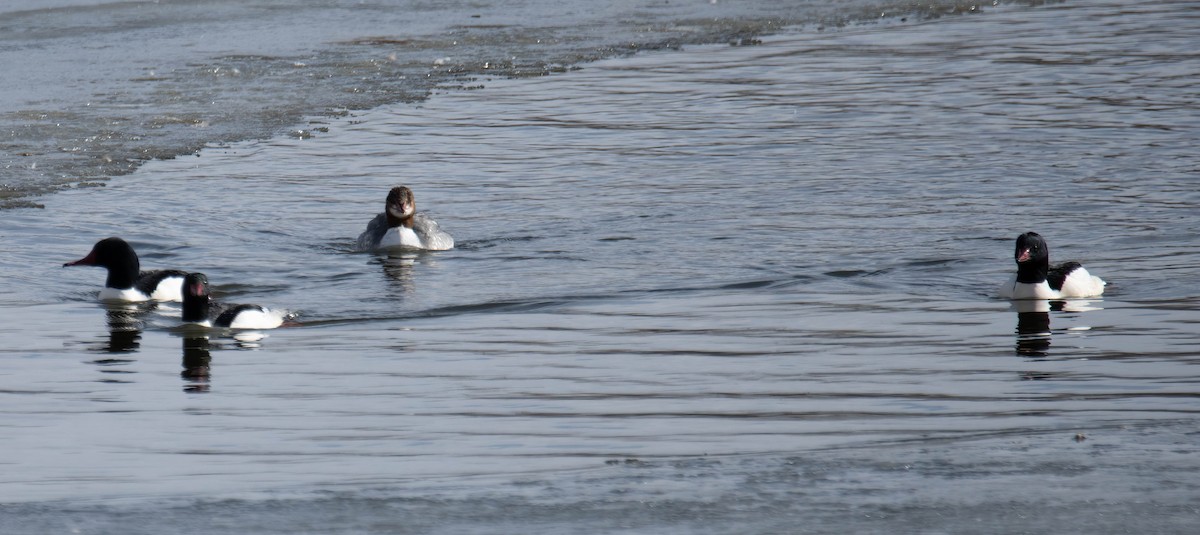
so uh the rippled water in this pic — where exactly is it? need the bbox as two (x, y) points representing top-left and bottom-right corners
(1, 0), (989, 207)
(3, 1), (1200, 532)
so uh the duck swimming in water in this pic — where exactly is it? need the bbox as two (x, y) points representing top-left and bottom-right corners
(999, 232), (1106, 299)
(356, 186), (455, 251)
(181, 272), (289, 329)
(64, 237), (188, 302)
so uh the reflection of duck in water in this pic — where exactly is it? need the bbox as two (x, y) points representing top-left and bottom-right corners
(181, 336), (211, 392)
(1013, 300), (1052, 357)
(103, 305), (142, 353)
(379, 252), (418, 295)
(83, 303), (144, 355)
(356, 186), (455, 251)
(999, 232), (1105, 300)
(181, 273), (289, 329)
(1010, 299), (1103, 359)
(64, 237), (188, 302)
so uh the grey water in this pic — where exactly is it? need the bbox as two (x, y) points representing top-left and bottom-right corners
(0, 0), (984, 208)
(3, 0), (1200, 533)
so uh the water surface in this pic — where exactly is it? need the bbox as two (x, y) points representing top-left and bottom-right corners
(2, 1), (1200, 533)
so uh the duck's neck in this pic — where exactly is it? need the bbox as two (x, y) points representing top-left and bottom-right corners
(1015, 258), (1048, 284)
(105, 260), (139, 290)
(387, 212), (414, 229)
(182, 293), (210, 323)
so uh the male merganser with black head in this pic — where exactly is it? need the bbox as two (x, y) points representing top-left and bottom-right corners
(356, 186), (455, 251)
(181, 273), (288, 329)
(999, 232), (1106, 299)
(64, 237), (187, 302)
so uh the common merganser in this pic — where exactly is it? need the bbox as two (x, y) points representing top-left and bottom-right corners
(999, 232), (1106, 299)
(64, 237), (187, 302)
(356, 186), (455, 251)
(181, 273), (289, 329)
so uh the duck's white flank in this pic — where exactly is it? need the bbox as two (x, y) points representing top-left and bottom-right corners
(378, 226), (423, 250)
(224, 307), (288, 330)
(99, 287), (152, 302)
(999, 266), (1106, 300)
(149, 275), (186, 302)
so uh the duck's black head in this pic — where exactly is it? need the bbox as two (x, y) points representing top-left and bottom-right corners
(1014, 232), (1050, 283)
(182, 272), (211, 323)
(184, 272), (210, 298)
(64, 237), (141, 289)
(1015, 232), (1049, 264)
(385, 186), (416, 228)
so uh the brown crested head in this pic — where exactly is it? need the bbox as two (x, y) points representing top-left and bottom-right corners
(385, 186), (416, 227)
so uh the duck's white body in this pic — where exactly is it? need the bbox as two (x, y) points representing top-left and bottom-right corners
(96, 275), (184, 302)
(999, 267), (1106, 300)
(148, 276), (186, 301)
(222, 307), (288, 330)
(378, 225), (423, 249)
(99, 286), (156, 302)
(375, 218), (454, 251)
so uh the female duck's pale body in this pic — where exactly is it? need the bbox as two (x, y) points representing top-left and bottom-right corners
(357, 186), (454, 252)
(374, 213), (455, 251)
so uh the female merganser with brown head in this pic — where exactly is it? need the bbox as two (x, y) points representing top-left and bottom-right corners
(181, 273), (288, 329)
(64, 237), (188, 302)
(356, 186), (455, 251)
(999, 232), (1106, 299)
